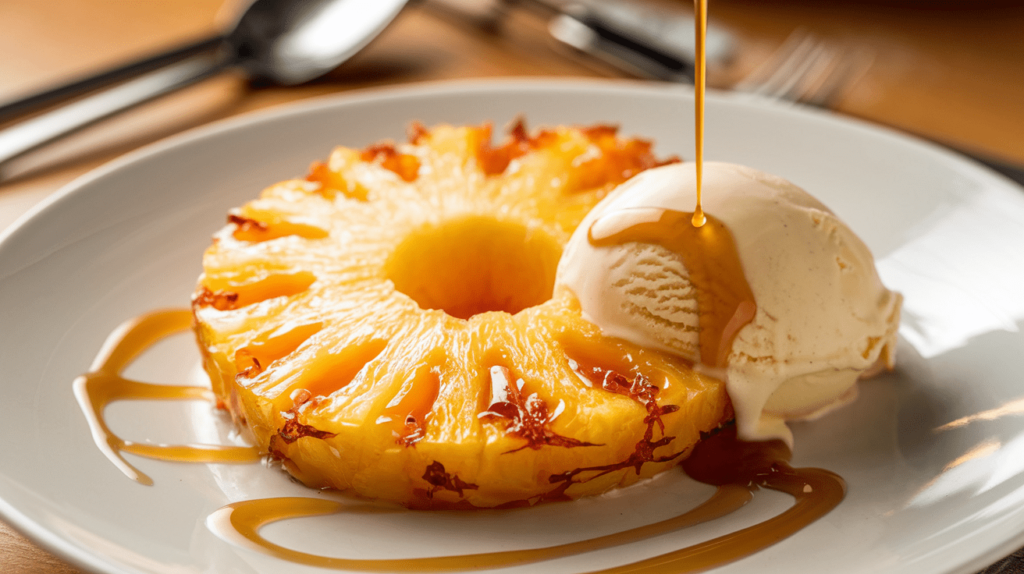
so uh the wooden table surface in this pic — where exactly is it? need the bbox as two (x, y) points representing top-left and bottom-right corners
(1, 1), (1022, 572)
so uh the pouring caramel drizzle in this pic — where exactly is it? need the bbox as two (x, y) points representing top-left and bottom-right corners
(692, 0), (708, 228)
(73, 310), (260, 485)
(206, 426), (843, 572)
(589, 208), (756, 368)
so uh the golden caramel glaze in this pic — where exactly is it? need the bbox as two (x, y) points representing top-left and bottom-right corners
(589, 208), (756, 368)
(191, 123), (731, 507)
(73, 310), (259, 485)
(206, 427), (844, 572)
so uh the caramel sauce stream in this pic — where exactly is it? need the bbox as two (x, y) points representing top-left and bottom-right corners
(207, 427), (843, 573)
(692, 0), (708, 228)
(73, 309), (259, 485)
(589, 209), (756, 367)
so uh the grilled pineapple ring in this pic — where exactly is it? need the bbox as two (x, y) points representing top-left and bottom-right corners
(193, 122), (731, 508)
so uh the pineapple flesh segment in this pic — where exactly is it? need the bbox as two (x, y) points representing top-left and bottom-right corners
(193, 122), (732, 508)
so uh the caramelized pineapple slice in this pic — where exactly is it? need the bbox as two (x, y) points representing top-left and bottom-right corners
(193, 122), (731, 508)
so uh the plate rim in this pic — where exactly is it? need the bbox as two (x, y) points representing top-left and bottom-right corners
(1, 77), (1022, 574)
(3, 76), (1017, 252)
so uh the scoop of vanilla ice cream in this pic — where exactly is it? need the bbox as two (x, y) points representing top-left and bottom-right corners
(555, 161), (901, 446)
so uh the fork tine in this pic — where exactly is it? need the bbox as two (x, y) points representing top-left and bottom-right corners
(732, 30), (872, 108)
(802, 48), (875, 108)
(754, 39), (829, 100)
(732, 29), (815, 93)
(788, 46), (843, 103)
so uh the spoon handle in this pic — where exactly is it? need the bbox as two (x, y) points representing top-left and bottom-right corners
(0, 35), (225, 124)
(0, 52), (231, 176)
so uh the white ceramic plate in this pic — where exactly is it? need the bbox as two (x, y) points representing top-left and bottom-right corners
(2, 80), (1024, 574)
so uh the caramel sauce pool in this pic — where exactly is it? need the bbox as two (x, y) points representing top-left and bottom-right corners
(73, 309), (259, 485)
(76, 311), (842, 573)
(207, 427), (843, 573)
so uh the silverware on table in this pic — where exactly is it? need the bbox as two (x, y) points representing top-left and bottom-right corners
(528, 0), (1024, 186)
(2, 0), (1021, 188)
(0, 0), (407, 177)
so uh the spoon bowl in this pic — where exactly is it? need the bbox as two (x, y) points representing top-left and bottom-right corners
(0, 0), (408, 174)
(231, 0), (408, 85)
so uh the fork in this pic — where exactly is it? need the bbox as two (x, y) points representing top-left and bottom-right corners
(728, 30), (1024, 184)
(729, 30), (875, 108)
(544, 8), (1024, 184)
(540, 0), (870, 108)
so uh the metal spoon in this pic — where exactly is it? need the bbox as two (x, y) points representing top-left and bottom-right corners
(0, 0), (407, 175)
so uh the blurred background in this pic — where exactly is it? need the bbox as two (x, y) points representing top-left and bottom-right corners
(0, 0), (1022, 572)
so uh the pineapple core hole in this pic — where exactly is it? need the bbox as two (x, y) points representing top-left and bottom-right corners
(385, 217), (563, 320)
